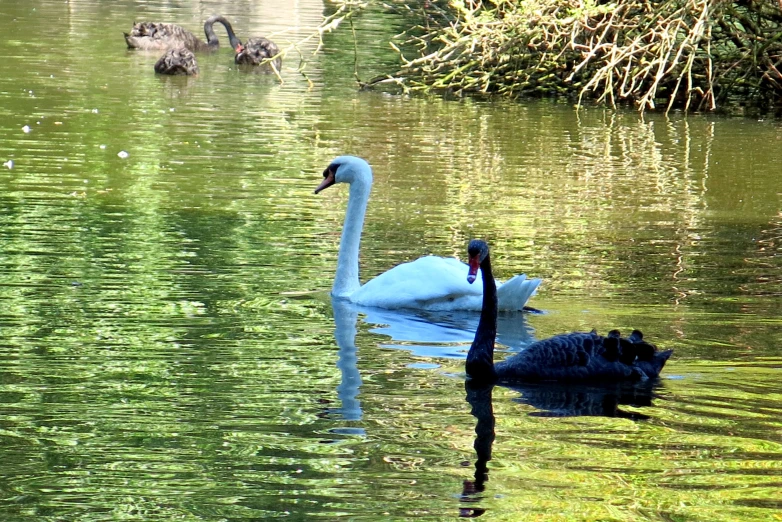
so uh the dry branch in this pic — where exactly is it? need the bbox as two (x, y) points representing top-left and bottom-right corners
(370, 0), (782, 113)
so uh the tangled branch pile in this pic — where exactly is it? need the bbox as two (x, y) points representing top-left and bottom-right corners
(369, 0), (782, 112)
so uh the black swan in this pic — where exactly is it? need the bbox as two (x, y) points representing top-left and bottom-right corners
(234, 37), (282, 71)
(464, 239), (673, 384)
(154, 47), (199, 76)
(124, 15), (242, 52)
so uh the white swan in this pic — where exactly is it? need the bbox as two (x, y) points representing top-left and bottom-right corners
(314, 155), (542, 311)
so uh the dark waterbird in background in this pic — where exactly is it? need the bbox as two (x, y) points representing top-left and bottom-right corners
(154, 47), (199, 76)
(235, 37), (282, 72)
(124, 15), (242, 52)
(464, 239), (673, 384)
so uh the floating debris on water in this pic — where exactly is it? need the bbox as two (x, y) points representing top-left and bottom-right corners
(99, 144), (106, 149)
(3, 160), (13, 169)
(22, 125), (31, 133)
(92, 108), (99, 114)
(117, 150), (129, 159)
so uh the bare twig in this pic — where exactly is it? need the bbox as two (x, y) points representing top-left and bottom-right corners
(366, 0), (782, 112)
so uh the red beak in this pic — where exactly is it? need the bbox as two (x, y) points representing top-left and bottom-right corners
(467, 256), (480, 284)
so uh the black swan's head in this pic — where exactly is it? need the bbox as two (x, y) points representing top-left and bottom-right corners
(467, 239), (490, 284)
(314, 156), (372, 194)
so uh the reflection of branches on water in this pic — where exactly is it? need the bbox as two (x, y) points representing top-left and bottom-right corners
(267, 1), (367, 85)
(458, 379), (665, 517)
(568, 113), (713, 214)
(549, 113), (716, 309)
(741, 211), (782, 298)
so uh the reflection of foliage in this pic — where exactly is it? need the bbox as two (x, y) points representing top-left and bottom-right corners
(741, 211), (782, 297)
(370, 0), (782, 113)
(270, 0), (368, 85)
(0, 2), (780, 517)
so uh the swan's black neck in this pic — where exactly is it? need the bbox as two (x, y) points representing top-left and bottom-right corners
(204, 15), (242, 50)
(466, 252), (498, 382)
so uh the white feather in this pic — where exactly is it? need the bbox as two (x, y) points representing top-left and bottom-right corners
(320, 155), (541, 311)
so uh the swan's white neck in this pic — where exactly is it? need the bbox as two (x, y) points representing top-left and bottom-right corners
(332, 171), (371, 297)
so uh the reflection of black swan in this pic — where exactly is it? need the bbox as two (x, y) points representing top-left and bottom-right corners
(154, 47), (199, 76)
(459, 382), (494, 518)
(234, 37), (282, 71)
(507, 380), (660, 420)
(125, 15), (242, 52)
(458, 378), (663, 517)
(465, 240), (673, 384)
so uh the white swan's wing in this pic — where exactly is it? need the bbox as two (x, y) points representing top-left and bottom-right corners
(497, 274), (542, 311)
(351, 256), (485, 310)
(350, 255), (542, 311)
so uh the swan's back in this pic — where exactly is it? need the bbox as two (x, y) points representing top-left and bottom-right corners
(235, 37), (282, 70)
(351, 256), (539, 311)
(496, 330), (672, 383)
(154, 47), (199, 76)
(352, 256), (483, 311)
(125, 22), (203, 51)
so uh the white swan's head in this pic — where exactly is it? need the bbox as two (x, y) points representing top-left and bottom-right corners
(314, 155), (372, 194)
(467, 239), (489, 284)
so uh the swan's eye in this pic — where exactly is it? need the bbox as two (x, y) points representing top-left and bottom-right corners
(326, 163), (340, 177)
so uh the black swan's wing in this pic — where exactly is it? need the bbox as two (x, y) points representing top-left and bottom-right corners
(125, 22), (203, 51)
(154, 47), (199, 75)
(235, 37), (281, 69)
(496, 331), (652, 382)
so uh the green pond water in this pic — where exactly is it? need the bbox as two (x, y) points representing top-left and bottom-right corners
(0, 1), (781, 521)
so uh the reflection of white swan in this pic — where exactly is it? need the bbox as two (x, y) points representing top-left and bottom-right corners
(315, 156), (541, 311)
(329, 298), (364, 430)
(348, 303), (537, 358)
